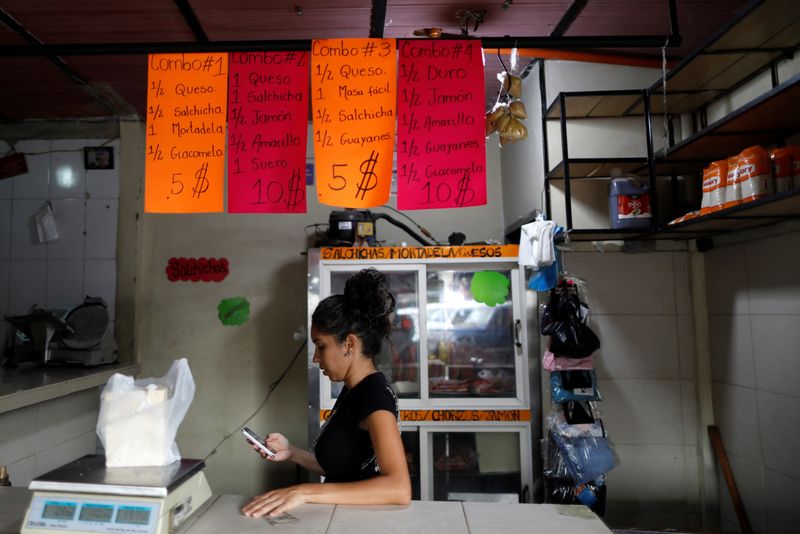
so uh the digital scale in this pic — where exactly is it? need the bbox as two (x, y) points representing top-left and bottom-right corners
(21, 455), (212, 534)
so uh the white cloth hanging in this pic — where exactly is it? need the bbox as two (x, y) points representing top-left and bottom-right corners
(518, 219), (556, 268)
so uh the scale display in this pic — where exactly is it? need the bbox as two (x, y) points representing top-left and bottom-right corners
(42, 502), (77, 520)
(23, 455), (211, 534)
(78, 505), (114, 522)
(26, 495), (159, 533)
(116, 506), (152, 525)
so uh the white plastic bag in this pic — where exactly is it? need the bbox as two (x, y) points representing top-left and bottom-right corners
(97, 358), (195, 467)
(34, 201), (60, 243)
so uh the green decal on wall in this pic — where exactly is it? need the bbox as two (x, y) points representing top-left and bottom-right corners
(218, 297), (250, 326)
(470, 271), (510, 307)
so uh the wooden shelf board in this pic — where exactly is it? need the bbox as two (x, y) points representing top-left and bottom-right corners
(546, 158), (646, 180)
(566, 192), (800, 242)
(546, 91), (643, 119)
(709, 0), (800, 51)
(656, 75), (800, 169)
(664, 190), (800, 234)
(566, 229), (653, 242)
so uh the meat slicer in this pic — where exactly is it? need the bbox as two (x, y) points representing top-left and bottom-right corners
(2, 296), (118, 367)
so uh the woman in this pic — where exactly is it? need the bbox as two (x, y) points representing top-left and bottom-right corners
(242, 268), (412, 518)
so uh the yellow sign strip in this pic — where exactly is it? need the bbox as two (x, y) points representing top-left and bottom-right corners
(320, 409), (531, 422)
(320, 244), (518, 261)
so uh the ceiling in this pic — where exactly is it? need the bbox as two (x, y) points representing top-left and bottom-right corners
(0, 0), (754, 122)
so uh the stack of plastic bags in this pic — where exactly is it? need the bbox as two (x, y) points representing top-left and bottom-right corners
(518, 215), (565, 292)
(539, 279), (618, 515)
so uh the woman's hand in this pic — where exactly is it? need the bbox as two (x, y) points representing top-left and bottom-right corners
(242, 484), (309, 518)
(253, 433), (292, 461)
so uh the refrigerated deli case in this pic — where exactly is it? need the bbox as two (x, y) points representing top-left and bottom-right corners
(307, 245), (542, 502)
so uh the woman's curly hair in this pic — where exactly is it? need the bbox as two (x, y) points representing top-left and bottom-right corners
(312, 268), (396, 357)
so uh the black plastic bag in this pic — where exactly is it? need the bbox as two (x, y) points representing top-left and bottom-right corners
(550, 322), (600, 358)
(541, 285), (600, 358)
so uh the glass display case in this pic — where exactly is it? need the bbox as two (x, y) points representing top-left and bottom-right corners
(307, 246), (541, 502)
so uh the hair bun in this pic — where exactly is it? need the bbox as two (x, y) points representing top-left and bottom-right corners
(344, 268), (395, 319)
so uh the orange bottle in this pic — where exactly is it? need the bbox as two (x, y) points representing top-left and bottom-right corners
(722, 155), (742, 209)
(700, 160), (726, 214)
(737, 146), (773, 202)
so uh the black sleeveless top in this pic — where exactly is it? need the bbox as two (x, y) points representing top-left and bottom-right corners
(314, 372), (399, 482)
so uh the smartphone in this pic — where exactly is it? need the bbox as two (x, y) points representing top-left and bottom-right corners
(240, 427), (277, 458)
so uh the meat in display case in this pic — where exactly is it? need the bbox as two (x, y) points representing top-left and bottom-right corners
(307, 246), (542, 502)
(425, 270), (516, 399)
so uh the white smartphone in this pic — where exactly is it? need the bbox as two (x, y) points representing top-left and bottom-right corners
(240, 427), (277, 458)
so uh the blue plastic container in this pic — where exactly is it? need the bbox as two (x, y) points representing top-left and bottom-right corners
(609, 176), (651, 229)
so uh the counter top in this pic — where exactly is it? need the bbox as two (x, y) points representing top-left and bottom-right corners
(0, 487), (30, 533)
(0, 362), (139, 414)
(2, 488), (612, 534)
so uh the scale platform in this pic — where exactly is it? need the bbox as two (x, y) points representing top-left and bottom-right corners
(22, 454), (212, 534)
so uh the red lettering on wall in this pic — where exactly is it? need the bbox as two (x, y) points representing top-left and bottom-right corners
(166, 257), (230, 282)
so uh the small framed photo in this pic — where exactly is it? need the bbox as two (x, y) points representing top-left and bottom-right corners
(84, 146), (114, 170)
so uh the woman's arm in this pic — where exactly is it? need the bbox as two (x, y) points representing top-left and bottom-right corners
(243, 410), (411, 518)
(283, 444), (325, 475)
(258, 433), (325, 475)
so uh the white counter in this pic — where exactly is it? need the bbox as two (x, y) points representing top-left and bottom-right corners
(2, 487), (612, 534)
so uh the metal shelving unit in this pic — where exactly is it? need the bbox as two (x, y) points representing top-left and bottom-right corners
(543, 88), (658, 239)
(534, 0), (800, 243)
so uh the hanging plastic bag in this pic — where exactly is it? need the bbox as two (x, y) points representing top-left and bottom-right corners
(34, 201), (60, 243)
(545, 473), (607, 515)
(528, 227), (563, 292)
(550, 370), (601, 403)
(540, 284), (600, 358)
(546, 406), (605, 439)
(551, 432), (619, 484)
(542, 349), (594, 371)
(97, 358), (195, 467)
(547, 401), (617, 485)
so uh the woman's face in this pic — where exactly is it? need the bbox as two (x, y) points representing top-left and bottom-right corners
(310, 325), (349, 382)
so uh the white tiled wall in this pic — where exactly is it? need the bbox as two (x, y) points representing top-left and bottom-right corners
(0, 388), (101, 486)
(706, 229), (800, 534)
(0, 139), (119, 322)
(0, 139), (117, 482)
(557, 250), (700, 530)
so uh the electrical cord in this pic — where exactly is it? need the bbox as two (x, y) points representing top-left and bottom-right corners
(304, 223), (328, 244)
(202, 339), (307, 462)
(377, 205), (443, 245)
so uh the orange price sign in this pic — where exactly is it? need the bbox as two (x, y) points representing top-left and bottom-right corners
(311, 39), (396, 208)
(145, 53), (228, 213)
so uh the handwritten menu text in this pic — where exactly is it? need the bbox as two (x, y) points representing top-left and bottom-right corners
(227, 52), (308, 213)
(311, 39), (396, 208)
(145, 53), (228, 213)
(397, 41), (486, 210)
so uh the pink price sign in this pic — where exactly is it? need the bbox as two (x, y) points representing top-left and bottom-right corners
(396, 40), (486, 210)
(227, 51), (309, 213)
